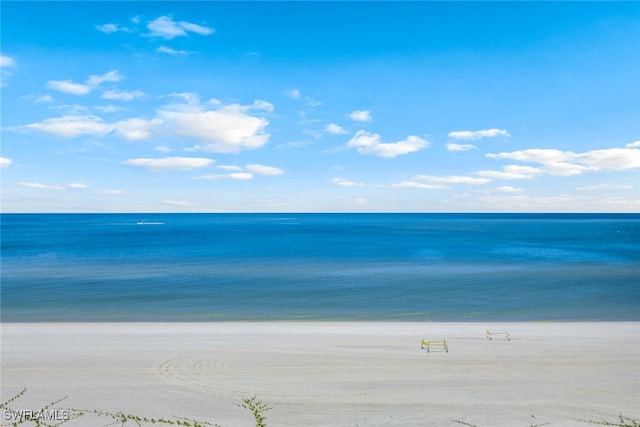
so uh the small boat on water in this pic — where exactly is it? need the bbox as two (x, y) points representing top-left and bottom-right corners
(137, 220), (165, 225)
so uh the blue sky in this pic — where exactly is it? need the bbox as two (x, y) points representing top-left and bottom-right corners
(1, 1), (639, 212)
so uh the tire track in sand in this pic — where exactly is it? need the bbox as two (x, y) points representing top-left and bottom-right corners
(155, 352), (391, 402)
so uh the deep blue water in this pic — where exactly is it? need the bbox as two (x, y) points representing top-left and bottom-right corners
(1, 213), (638, 321)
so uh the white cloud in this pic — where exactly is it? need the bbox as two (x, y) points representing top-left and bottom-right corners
(448, 129), (510, 140)
(124, 157), (214, 171)
(22, 114), (161, 141)
(246, 164), (283, 175)
(390, 181), (446, 190)
(227, 172), (254, 180)
(305, 98), (321, 108)
(331, 178), (365, 187)
(157, 46), (190, 55)
(47, 80), (91, 95)
(302, 128), (323, 141)
(290, 88), (322, 110)
(19, 182), (65, 191)
(447, 143), (477, 152)
(217, 165), (244, 171)
(576, 148), (640, 170)
(147, 16), (187, 39)
(114, 118), (161, 141)
(164, 91), (200, 107)
(414, 175), (491, 185)
(487, 148), (566, 164)
(22, 97), (271, 150)
(198, 163), (284, 177)
(626, 141), (640, 148)
(286, 89), (301, 99)
(99, 189), (124, 196)
(468, 193), (640, 213)
(48, 104), (90, 114)
(94, 105), (125, 113)
(326, 123), (348, 135)
(160, 100), (271, 153)
(1, 55), (15, 87)
(0, 55), (15, 67)
(96, 23), (133, 33)
(349, 110), (372, 122)
(154, 145), (172, 153)
(494, 186), (523, 193)
(34, 94), (55, 103)
(47, 70), (123, 95)
(86, 70), (123, 86)
(147, 16), (214, 39)
(251, 99), (275, 112)
(577, 183), (633, 191)
(23, 115), (112, 137)
(101, 89), (144, 101)
(196, 172), (254, 181)
(163, 199), (190, 206)
(476, 165), (545, 180)
(68, 183), (89, 189)
(96, 23), (119, 33)
(0, 157), (12, 168)
(546, 162), (593, 176)
(178, 21), (215, 36)
(347, 130), (429, 158)
(487, 147), (640, 175)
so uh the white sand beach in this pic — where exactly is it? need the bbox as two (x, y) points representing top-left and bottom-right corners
(1, 322), (639, 427)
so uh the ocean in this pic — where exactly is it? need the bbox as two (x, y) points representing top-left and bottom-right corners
(1, 213), (638, 322)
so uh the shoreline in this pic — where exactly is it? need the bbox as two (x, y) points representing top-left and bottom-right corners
(2, 321), (639, 426)
(3, 317), (639, 323)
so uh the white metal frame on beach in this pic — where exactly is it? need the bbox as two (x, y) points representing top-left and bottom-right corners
(486, 329), (511, 341)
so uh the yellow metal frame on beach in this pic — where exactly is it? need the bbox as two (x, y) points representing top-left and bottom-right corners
(420, 339), (448, 353)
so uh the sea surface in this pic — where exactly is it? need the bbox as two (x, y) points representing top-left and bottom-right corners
(1, 213), (638, 322)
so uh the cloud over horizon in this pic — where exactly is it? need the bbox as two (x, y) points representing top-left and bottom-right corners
(415, 175), (491, 185)
(3, 2), (638, 213)
(124, 157), (214, 171)
(486, 147), (640, 176)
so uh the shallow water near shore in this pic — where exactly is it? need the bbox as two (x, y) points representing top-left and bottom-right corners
(2, 213), (639, 321)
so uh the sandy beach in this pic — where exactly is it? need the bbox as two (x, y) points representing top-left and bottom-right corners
(1, 322), (638, 426)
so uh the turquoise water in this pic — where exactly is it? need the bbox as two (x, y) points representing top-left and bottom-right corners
(1, 213), (638, 321)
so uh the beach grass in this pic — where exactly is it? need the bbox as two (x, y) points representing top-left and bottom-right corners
(2, 388), (638, 427)
(1, 389), (274, 427)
